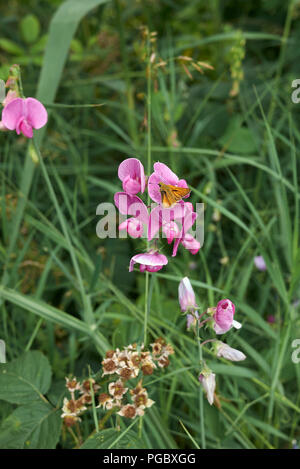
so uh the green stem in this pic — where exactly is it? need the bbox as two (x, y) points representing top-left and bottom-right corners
(144, 32), (152, 346)
(196, 321), (206, 449)
(144, 271), (149, 346)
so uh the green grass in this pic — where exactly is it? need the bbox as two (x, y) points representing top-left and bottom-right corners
(0, 0), (300, 449)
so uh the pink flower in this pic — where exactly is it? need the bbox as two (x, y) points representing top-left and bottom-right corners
(172, 203), (198, 257)
(129, 251), (168, 273)
(254, 255), (266, 271)
(1, 97), (48, 138)
(119, 217), (144, 238)
(114, 192), (149, 241)
(114, 192), (149, 225)
(213, 299), (236, 334)
(118, 158), (146, 196)
(148, 202), (186, 241)
(181, 233), (201, 255)
(148, 162), (189, 205)
(178, 277), (197, 312)
(162, 221), (180, 244)
(198, 369), (216, 405)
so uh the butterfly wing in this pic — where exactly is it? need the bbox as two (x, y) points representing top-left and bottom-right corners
(159, 183), (190, 208)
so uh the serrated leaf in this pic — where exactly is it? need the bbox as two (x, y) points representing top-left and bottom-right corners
(81, 428), (144, 449)
(0, 401), (61, 449)
(0, 351), (51, 404)
(20, 14), (41, 44)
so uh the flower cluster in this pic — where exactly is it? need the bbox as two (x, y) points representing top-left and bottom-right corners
(179, 277), (246, 406)
(61, 339), (174, 426)
(61, 377), (100, 427)
(0, 64), (47, 138)
(115, 158), (201, 272)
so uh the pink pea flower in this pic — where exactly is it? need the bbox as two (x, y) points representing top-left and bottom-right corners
(198, 369), (216, 406)
(0, 90), (19, 131)
(178, 277), (198, 312)
(119, 217), (144, 238)
(181, 233), (201, 255)
(172, 203), (198, 257)
(114, 192), (149, 240)
(1, 97), (48, 138)
(162, 221), (180, 244)
(148, 202), (186, 241)
(118, 158), (146, 196)
(148, 162), (189, 205)
(254, 255), (266, 271)
(213, 299), (241, 334)
(215, 341), (246, 361)
(129, 251), (168, 273)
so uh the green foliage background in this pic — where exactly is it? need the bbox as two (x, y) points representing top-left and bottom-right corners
(0, 0), (300, 449)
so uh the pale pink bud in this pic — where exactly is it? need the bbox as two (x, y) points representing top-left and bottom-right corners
(198, 370), (216, 405)
(254, 255), (266, 271)
(215, 341), (246, 361)
(186, 311), (199, 330)
(178, 277), (197, 312)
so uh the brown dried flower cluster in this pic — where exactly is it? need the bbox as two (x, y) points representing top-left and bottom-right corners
(61, 338), (174, 427)
(61, 339), (174, 426)
(61, 377), (100, 427)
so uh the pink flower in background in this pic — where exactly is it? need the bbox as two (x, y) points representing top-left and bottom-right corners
(254, 255), (266, 271)
(118, 158), (146, 196)
(129, 251), (168, 273)
(119, 217), (144, 238)
(148, 162), (189, 205)
(178, 277), (197, 312)
(199, 369), (216, 405)
(1, 97), (48, 138)
(213, 299), (238, 334)
(267, 314), (276, 324)
(215, 341), (246, 361)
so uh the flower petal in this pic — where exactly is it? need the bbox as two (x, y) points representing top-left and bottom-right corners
(1, 98), (24, 130)
(25, 98), (48, 129)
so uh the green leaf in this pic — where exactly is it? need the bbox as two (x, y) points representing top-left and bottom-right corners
(20, 14), (41, 44)
(81, 428), (143, 449)
(0, 340), (5, 363)
(0, 351), (51, 404)
(37, 0), (110, 105)
(0, 38), (24, 55)
(219, 116), (258, 154)
(0, 401), (61, 449)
